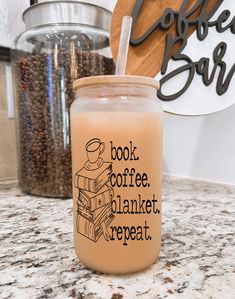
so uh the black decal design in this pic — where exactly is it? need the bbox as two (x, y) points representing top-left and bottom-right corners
(158, 42), (235, 101)
(130, 0), (235, 101)
(74, 138), (114, 242)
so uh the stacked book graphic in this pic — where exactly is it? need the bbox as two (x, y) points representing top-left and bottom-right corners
(75, 162), (114, 242)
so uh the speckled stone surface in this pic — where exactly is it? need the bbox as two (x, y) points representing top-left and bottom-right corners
(0, 177), (234, 299)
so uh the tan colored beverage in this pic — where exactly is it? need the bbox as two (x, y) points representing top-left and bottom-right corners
(71, 76), (162, 274)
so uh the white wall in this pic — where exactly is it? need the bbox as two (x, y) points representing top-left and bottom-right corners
(163, 107), (235, 186)
(0, 0), (29, 47)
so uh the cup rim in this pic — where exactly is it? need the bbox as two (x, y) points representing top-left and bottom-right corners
(86, 138), (101, 152)
(73, 75), (160, 91)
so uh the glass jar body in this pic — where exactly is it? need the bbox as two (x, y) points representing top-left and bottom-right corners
(12, 22), (115, 198)
(71, 82), (163, 274)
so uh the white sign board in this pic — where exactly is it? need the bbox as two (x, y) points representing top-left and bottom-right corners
(156, 1), (235, 116)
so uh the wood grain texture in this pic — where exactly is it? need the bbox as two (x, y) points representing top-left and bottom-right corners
(0, 62), (18, 180)
(74, 75), (160, 90)
(110, 0), (219, 77)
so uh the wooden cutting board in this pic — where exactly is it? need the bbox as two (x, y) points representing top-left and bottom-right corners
(110, 0), (219, 78)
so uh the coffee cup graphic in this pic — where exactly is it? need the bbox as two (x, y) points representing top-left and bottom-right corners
(86, 138), (105, 164)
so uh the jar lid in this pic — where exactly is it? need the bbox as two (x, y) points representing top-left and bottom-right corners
(73, 75), (160, 90)
(23, 1), (111, 31)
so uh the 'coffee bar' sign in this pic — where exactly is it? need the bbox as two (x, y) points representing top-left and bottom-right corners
(111, 0), (235, 115)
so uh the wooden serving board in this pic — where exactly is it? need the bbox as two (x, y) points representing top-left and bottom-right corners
(110, 0), (219, 78)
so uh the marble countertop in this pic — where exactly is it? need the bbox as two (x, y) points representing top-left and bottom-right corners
(0, 177), (234, 299)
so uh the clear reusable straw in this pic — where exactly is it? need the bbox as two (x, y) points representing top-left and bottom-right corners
(115, 16), (133, 75)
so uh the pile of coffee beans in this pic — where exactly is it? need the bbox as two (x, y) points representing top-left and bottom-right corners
(15, 49), (115, 198)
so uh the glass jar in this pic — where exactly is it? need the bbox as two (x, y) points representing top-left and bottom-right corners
(11, 1), (115, 198)
(71, 75), (163, 274)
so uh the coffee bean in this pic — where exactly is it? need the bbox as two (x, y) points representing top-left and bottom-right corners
(15, 49), (115, 198)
